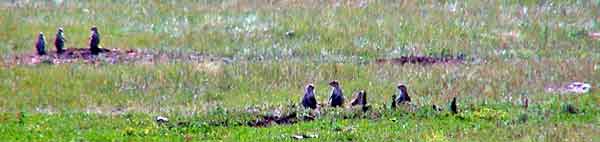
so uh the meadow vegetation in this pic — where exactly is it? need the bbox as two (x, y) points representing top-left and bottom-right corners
(0, 0), (599, 141)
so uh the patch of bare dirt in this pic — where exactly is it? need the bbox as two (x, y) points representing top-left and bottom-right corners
(375, 55), (464, 65)
(9, 48), (226, 66)
(545, 82), (592, 94)
(247, 112), (299, 127)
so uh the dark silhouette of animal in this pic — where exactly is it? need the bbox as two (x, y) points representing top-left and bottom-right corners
(350, 90), (367, 106)
(522, 97), (529, 109)
(54, 28), (66, 54)
(89, 26), (101, 55)
(390, 94), (397, 108)
(395, 84), (411, 104)
(449, 97), (458, 114)
(301, 84), (318, 109)
(328, 80), (345, 107)
(350, 90), (369, 111)
(35, 32), (46, 55)
(563, 104), (578, 114)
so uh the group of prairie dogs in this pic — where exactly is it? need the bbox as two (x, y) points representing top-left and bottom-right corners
(302, 81), (410, 108)
(302, 80), (459, 113)
(35, 26), (102, 56)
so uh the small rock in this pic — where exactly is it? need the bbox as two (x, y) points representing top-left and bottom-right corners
(155, 116), (169, 123)
(588, 32), (600, 40)
(303, 134), (318, 138)
(342, 126), (356, 132)
(545, 82), (592, 94)
(432, 104), (443, 111)
(285, 30), (295, 37)
(357, 0), (368, 8)
(245, 107), (260, 114)
(291, 135), (304, 140)
(291, 133), (318, 140)
(390, 117), (397, 122)
(500, 31), (520, 39)
(565, 82), (591, 94)
(111, 108), (125, 114)
(222, 57), (233, 64)
(29, 56), (41, 65)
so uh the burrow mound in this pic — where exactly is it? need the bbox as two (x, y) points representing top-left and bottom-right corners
(9, 49), (464, 66)
(10, 48), (225, 65)
(375, 55), (464, 65)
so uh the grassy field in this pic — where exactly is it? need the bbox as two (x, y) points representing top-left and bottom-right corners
(1, 0), (599, 141)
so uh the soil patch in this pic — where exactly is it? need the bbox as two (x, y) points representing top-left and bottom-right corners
(375, 55), (464, 65)
(9, 48), (225, 65)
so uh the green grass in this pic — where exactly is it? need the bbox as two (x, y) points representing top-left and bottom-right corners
(0, 0), (599, 141)
(1, 102), (598, 141)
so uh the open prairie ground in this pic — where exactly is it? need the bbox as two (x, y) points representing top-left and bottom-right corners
(0, 0), (599, 141)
